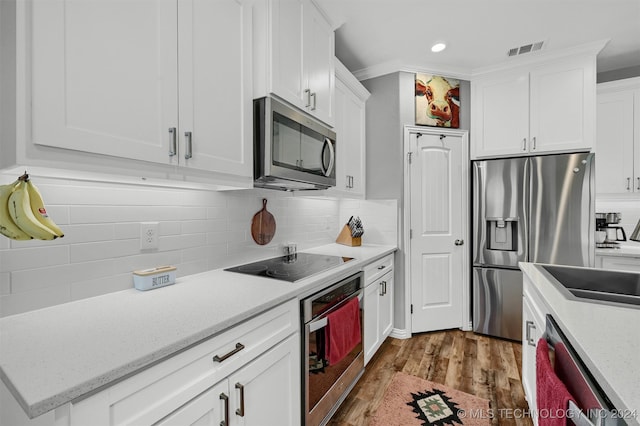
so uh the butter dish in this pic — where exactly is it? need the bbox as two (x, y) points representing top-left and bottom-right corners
(133, 266), (177, 291)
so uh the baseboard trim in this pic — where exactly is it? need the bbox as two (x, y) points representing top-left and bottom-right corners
(390, 328), (411, 339)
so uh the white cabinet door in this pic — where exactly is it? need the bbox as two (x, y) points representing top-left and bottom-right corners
(521, 295), (539, 417)
(530, 59), (593, 154)
(154, 381), (229, 426)
(333, 77), (367, 198)
(379, 272), (393, 340)
(363, 278), (381, 365)
(303, 1), (335, 126)
(364, 269), (393, 365)
(31, 0), (178, 164)
(472, 72), (529, 158)
(228, 334), (300, 426)
(595, 78), (640, 196)
(177, 0), (253, 177)
(596, 91), (635, 194)
(269, 0), (305, 110)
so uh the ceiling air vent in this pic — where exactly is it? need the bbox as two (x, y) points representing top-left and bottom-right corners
(508, 41), (544, 57)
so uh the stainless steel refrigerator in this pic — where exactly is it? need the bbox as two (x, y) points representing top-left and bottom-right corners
(472, 152), (595, 341)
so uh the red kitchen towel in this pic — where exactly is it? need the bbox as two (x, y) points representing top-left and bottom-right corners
(326, 297), (361, 365)
(536, 338), (575, 426)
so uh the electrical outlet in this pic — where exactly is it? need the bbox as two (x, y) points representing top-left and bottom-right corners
(140, 222), (159, 250)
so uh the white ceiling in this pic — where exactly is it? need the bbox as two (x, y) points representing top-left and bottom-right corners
(315, 0), (640, 80)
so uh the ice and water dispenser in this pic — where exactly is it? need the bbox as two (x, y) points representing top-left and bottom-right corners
(486, 218), (518, 251)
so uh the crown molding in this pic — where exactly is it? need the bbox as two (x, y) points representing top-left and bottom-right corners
(348, 39), (610, 82)
(335, 57), (371, 100)
(470, 39), (609, 77)
(352, 59), (473, 82)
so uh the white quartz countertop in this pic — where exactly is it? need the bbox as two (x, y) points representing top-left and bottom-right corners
(0, 243), (396, 419)
(519, 262), (640, 425)
(596, 241), (640, 258)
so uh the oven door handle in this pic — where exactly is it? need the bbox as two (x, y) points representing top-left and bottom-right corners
(308, 293), (363, 333)
(309, 317), (328, 333)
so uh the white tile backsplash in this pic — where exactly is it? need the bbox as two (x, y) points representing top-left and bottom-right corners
(0, 176), (401, 317)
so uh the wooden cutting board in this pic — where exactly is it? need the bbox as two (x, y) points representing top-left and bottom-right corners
(251, 198), (276, 245)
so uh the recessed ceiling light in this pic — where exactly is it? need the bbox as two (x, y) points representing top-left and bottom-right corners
(431, 42), (446, 53)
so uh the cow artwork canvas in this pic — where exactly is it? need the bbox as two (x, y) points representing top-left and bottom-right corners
(415, 74), (460, 128)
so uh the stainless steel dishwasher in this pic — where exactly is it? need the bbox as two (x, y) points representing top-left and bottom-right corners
(544, 315), (629, 425)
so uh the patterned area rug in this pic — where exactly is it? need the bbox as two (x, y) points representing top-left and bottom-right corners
(369, 372), (491, 426)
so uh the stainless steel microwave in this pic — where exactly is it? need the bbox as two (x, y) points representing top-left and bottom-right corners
(254, 96), (336, 191)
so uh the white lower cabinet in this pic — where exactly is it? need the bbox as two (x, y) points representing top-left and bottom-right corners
(363, 255), (394, 365)
(58, 299), (300, 426)
(596, 254), (640, 272)
(157, 334), (300, 426)
(522, 276), (551, 425)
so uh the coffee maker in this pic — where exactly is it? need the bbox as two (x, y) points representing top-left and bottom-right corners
(596, 212), (627, 248)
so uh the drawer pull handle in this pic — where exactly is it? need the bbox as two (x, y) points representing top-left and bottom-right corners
(235, 383), (245, 417)
(220, 393), (229, 426)
(213, 343), (245, 363)
(377, 265), (386, 270)
(525, 321), (536, 346)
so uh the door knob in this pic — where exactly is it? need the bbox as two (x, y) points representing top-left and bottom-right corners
(454, 239), (464, 246)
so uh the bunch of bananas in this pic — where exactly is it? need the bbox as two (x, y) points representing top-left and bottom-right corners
(0, 173), (64, 241)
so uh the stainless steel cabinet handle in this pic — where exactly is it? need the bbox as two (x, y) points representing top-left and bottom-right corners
(532, 137), (537, 150)
(379, 281), (385, 296)
(310, 92), (317, 111)
(235, 383), (245, 417)
(220, 393), (229, 426)
(168, 127), (177, 156)
(383, 280), (387, 295)
(454, 239), (464, 246)
(304, 89), (311, 107)
(522, 138), (527, 151)
(525, 320), (536, 346)
(637, 177), (639, 191)
(213, 343), (245, 363)
(627, 177), (631, 191)
(184, 131), (193, 159)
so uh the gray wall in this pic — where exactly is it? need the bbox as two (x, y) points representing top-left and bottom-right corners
(597, 65), (640, 83)
(362, 71), (471, 332)
(0, 0), (17, 170)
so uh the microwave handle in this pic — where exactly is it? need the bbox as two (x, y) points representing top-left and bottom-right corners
(321, 138), (335, 177)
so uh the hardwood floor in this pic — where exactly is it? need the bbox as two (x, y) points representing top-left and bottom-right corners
(329, 330), (534, 426)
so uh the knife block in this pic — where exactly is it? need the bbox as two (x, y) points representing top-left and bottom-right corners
(336, 224), (361, 247)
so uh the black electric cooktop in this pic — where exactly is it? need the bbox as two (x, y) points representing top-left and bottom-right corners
(224, 253), (354, 282)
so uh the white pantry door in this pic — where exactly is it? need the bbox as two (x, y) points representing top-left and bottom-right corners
(408, 130), (468, 333)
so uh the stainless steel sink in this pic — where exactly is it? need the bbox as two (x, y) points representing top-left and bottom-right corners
(541, 264), (640, 307)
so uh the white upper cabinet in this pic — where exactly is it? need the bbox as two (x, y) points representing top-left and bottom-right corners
(471, 55), (597, 159)
(330, 58), (370, 198)
(595, 77), (640, 196)
(26, 0), (252, 181)
(253, 0), (335, 126)
(31, 0), (178, 164)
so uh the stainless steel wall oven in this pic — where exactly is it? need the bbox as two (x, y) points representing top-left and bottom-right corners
(301, 272), (364, 426)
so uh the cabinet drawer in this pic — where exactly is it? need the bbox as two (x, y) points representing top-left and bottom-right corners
(364, 254), (394, 284)
(71, 299), (299, 426)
